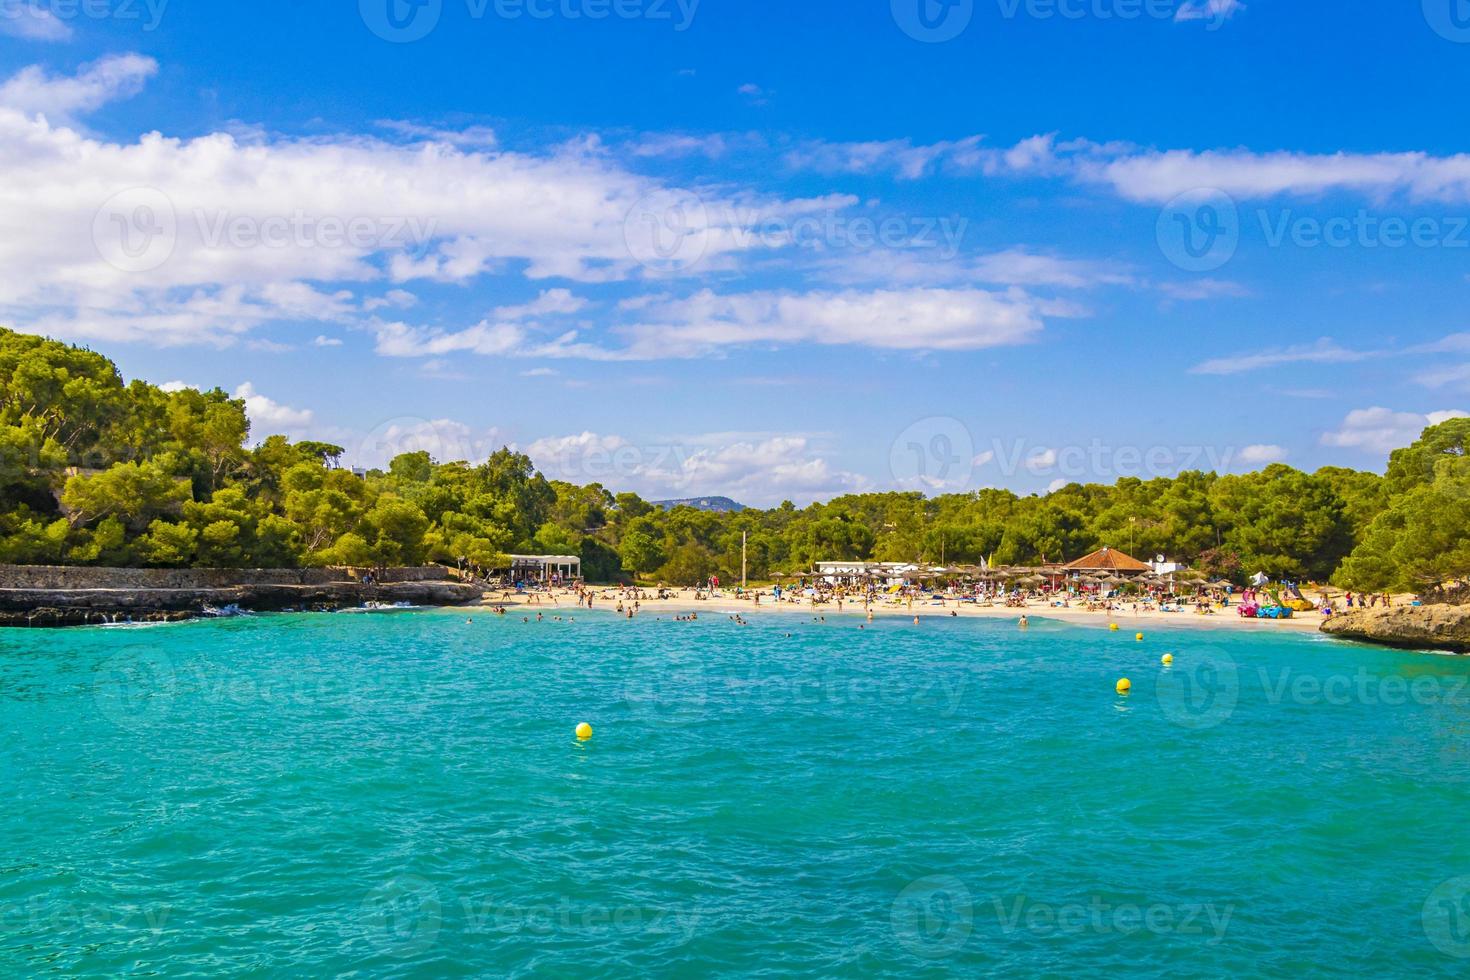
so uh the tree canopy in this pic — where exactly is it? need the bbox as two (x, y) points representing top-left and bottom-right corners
(0, 327), (1462, 590)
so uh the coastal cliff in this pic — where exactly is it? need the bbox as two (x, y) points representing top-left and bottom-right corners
(1319, 605), (1470, 653)
(0, 565), (483, 627)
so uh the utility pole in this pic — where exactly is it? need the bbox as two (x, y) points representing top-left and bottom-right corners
(742, 530), (748, 589)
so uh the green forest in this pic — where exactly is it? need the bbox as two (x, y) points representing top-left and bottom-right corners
(2, 328), (1467, 592)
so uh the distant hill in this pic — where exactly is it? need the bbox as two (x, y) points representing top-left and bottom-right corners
(653, 496), (748, 513)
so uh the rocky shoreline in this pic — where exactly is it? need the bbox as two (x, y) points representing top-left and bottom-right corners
(0, 565), (484, 628)
(1319, 604), (1470, 653)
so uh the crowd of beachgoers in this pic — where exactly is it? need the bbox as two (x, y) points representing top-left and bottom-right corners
(473, 577), (1402, 632)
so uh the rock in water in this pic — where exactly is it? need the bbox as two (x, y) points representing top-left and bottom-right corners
(1320, 605), (1470, 653)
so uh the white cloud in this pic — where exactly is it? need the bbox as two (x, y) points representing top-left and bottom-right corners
(233, 382), (314, 435)
(373, 319), (529, 358)
(1416, 332), (1470, 354)
(158, 380), (195, 393)
(373, 285), (1052, 361)
(784, 135), (990, 181)
(1156, 278), (1249, 301)
(348, 418), (503, 468)
(1237, 444), (1287, 464)
(615, 286), (1047, 358)
(785, 131), (1470, 206)
(376, 120), (498, 148)
(970, 250), (1135, 289)
(811, 248), (1132, 292)
(628, 132), (735, 159)
(312, 335), (343, 347)
(491, 288), (587, 321)
(363, 289), (418, 312)
(527, 430), (869, 505)
(1024, 448), (1058, 474)
(1190, 339), (1373, 376)
(737, 83), (769, 106)
(1416, 362), (1470, 391)
(0, 58), (854, 351)
(0, 3), (74, 41)
(0, 54), (156, 124)
(1321, 407), (1470, 455)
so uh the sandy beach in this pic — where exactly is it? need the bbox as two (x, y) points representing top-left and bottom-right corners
(477, 587), (1326, 633)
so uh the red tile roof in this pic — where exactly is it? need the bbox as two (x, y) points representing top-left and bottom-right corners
(1063, 547), (1151, 572)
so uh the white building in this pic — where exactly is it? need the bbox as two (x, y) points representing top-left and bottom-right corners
(506, 554), (582, 583)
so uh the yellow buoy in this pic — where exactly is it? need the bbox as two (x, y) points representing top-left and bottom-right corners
(1136, 632), (1144, 641)
(1161, 653), (1174, 666)
(575, 722), (593, 740)
(1116, 678), (1131, 695)
(1109, 623), (1119, 632)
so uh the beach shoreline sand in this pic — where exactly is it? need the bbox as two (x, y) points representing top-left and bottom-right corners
(477, 587), (1325, 633)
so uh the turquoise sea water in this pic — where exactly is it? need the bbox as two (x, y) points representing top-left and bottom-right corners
(2, 608), (1470, 977)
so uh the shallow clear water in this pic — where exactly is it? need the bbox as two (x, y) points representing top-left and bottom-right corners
(2, 608), (1469, 977)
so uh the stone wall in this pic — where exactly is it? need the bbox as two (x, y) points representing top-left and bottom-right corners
(0, 564), (452, 590)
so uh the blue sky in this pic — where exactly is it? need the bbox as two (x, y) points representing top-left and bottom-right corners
(2, 0), (1468, 504)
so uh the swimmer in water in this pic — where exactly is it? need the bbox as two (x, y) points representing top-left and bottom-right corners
(1019, 614), (1029, 628)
